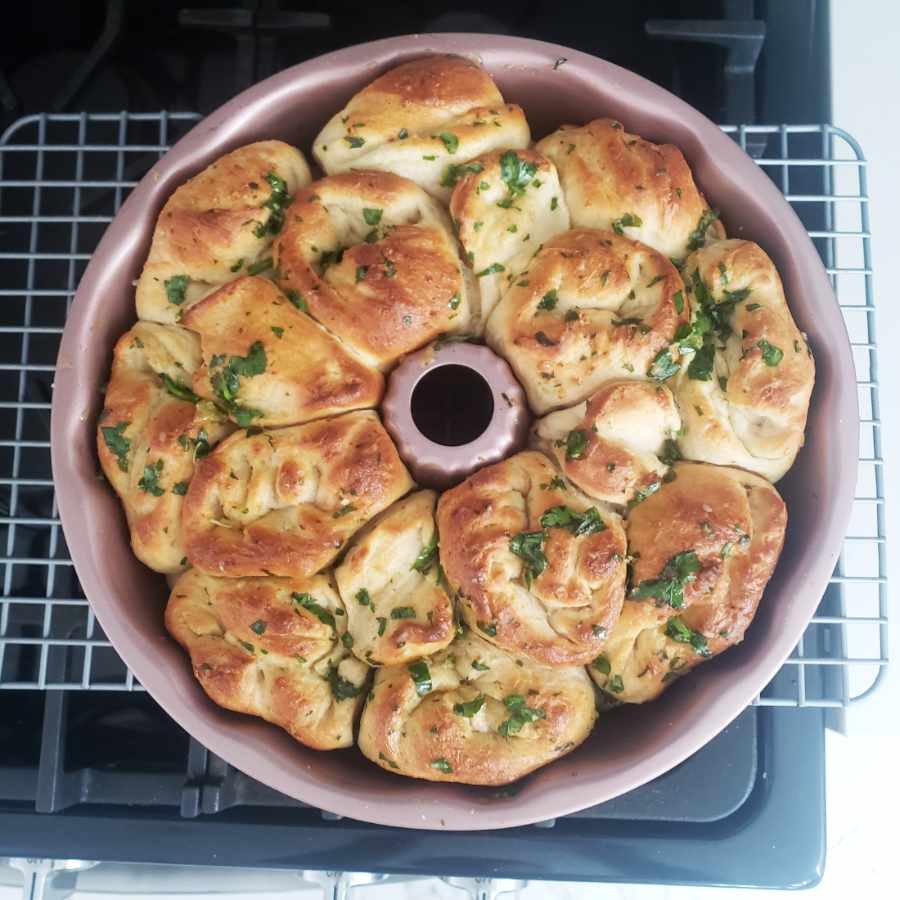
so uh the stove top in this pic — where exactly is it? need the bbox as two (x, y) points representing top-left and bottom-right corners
(0, 0), (888, 891)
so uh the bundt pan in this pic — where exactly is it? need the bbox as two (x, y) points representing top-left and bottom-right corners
(51, 34), (857, 830)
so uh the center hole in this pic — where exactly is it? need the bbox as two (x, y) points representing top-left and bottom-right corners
(410, 364), (495, 447)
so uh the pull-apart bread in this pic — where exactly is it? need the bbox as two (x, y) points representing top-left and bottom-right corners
(94, 54), (815, 787)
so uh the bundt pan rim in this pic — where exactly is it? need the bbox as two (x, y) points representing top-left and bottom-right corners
(51, 33), (857, 830)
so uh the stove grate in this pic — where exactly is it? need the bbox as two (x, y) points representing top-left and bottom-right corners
(0, 114), (886, 708)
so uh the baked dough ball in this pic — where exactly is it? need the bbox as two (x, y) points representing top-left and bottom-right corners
(588, 463), (786, 702)
(182, 410), (414, 579)
(436, 451), (627, 667)
(273, 172), (472, 369)
(450, 148), (570, 326)
(536, 118), (725, 261)
(165, 568), (369, 749)
(334, 490), (454, 667)
(358, 629), (596, 785)
(312, 55), (529, 202)
(97, 322), (232, 573)
(673, 240), (815, 481)
(485, 229), (688, 414)
(532, 380), (681, 507)
(180, 275), (383, 427)
(136, 141), (311, 324)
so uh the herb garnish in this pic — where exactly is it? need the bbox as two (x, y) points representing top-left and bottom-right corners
(292, 592), (336, 630)
(628, 480), (661, 508)
(648, 348), (680, 382)
(665, 616), (711, 656)
(253, 171), (292, 237)
(165, 274), (190, 306)
(509, 530), (547, 585)
(686, 209), (719, 252)
(325, 663), (362, 700)
(408, 660), (432, 696)
(497, 151), (537, 208)
(537, 289), (558, 311)
(362, 207), (382, 226)
(540, 505), (606, 536)
(391, 607), (416, 620)
(430, 758), (453, 774)
(439, 132), (459, 154)
(561, 428), (588, 460)
(160, 374), (199, 403)
(172, 481), (189, 495)
(250, 619), (267, 635)
(355, 588), (371, 606)
(453, 695), (485, 718)
(632, 550), (701, 608)
(592, 654), (611, 675)
(498, 694), (546, 736)
(757, 339), (783, 366)
(344, 135), (365, 148)
(611, 212), (643, 235)
(411, 533), (438, 574)
(476, 262), (505, 278)
(137, 459), (165, 496)
(210, 340), (266, 427)
(101, 422), (130, 472)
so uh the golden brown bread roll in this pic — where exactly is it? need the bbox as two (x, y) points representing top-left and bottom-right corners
(531, 380), (681, 506)
(180, 275), (383, 427)
(436, 451), (626, 667)
(449, 148), (570, 326)
(97, 322), (232, 573)
(334, 490), (454, 667)
(182, 410), (414, 579)
(165, 568), (369, 749)
(136, 141), (311, 324)
(273, 172), (472, 369)
(312, 55), (529, 202)
(485, 228), (689, 414)
(358, 629), (596, 784)
(535, 118), (725, 261)
(672, 240), (815, 481)
(589, 462), (786, 702)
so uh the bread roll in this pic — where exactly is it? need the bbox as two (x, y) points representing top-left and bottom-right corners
(436, 451), (626, 667)
(536, 118), (725, 260)
(531, 380), (681, 506)
(182, 410), (414, 578)
(166, 568), (369, 749)
(673, 240), (815, 481)
(334, 491), (454, 667)
(180, 275), (383, 427)
(485, 229), (688, 413)
(97, 322), (232, 573)
(312, 55), (529, 202)
(136, 141), (311, 324)
(358, 629), (596, 784)
(588, 463), (786, 702)
(449, 148), (570, 326)
(274, 172), (472, 369)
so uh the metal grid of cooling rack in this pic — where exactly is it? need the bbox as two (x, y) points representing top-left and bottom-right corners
(0, 115), (887, 708)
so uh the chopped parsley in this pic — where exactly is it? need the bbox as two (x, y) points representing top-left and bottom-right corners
(611, 212), (643, 235)
(541, 475), (567, 491)
(535, 331), (556, 346)
(137, 459), (165, 496)
(398, 128), (409, 140)
(686, 209), (719, 252)
(476, 262), (505, 277)
(377, 616), (387, 637)
(333, 504), (355, 518)
(101, 422), (130, 472)
(250, 619), (267, 635)
(341, 632), (354, 649)
(430, 758), (453, 774)
(498, 694), (546, 736)
(292, 592), (336, 630)
(246, 256), (273, 276)
(355, 588), (371, 606)
(649, 348), (680, 382)
(270, 326), (284, 338)
(164, 274), (190, 306)
(355, 265), (369, 283)
(540, 505), (606, 536)
(673, 290), (684, 314)
(607, 674), (625, 693)
(439, 132), (459, 154)
(210, 340), (266, 427)
(325, 663), (362, 700)
(562, 428), (588, 460)
(659, 438), (681, 467)
(632, 550), (701, 608)
(550, 196), (559, 211)
(472, 659), (490, 671)
(253, 171), (292, 237)
(746, 302), (762, 312)
(362, 207), (382, 226)
(230, 259), (244, 273)
(757, 339), (784, 366)
(172, 481), (189, 495)
(449, 293), (461, 310)
(453, 695), (485, 718)
(591, 654), (611, 675)
(286, 290), (308, 312)
(537, 289), (558, 311)
(665, 616), (711, 657)
(497, 150), (537, 208)
(408, 660), (432, 696)
(160, 373), (199, 403)
(628, 480), (661, 508)
(411, 533), (438, 573)
(509, 530), (548, 585)
(391, 606), (416, 620)
(344, 135), (365, 148)
(478, 621), (498, 637)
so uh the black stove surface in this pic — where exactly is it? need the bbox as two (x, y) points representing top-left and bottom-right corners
(0, 0), (833, 889)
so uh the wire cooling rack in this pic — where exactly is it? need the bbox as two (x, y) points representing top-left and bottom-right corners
(0, 115), (887, 709)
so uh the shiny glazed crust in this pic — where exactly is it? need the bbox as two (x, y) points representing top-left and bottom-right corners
(274, 171), (472, 368)
(536, 118), (726, 260)
(334, 490), (455, 666)
(165, 568), (369, 749)
(589, 463), (787, 702)
(485, 229), (689, 413)
(312, 55), (530, 201)
(182, 410), (414, 578)
(358, 629), (596, 784)
(181, 275), (384, 426)
(436, 451), (627, 667)
(136, 141), (311, 324)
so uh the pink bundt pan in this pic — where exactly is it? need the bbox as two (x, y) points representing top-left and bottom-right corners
(51, 34), (857, 830)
